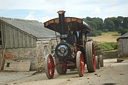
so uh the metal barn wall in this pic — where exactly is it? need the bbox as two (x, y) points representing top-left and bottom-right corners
(117, 38), (128, 57)
(122, 38), (128, 56)
(0, 21), (36, 48)
(117, 39), (123, 57)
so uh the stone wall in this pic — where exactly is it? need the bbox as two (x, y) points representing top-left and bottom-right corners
(0, 47), (37, 71)
(103, 51), (118, 59)
(36, 39), (58, 72)
(0, 39), (58, 72)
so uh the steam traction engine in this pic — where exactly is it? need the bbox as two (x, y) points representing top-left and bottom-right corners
(44, 11), (98, 79)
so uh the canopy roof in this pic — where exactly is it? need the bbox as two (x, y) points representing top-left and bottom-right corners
(44, 17), (92, 33)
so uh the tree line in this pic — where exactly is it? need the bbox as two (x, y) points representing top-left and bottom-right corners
(83, 16), (128, 36)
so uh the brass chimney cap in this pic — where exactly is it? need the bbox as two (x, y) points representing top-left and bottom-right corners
(57, 10), (66, 14)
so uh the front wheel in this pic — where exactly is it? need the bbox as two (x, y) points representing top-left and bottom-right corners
(55, 58), (67, 75)
(45, 54), (55, 79)
(76, 51), (85, 77)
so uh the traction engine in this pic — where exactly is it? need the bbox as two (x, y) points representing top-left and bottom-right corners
(44, 10), (103, 79)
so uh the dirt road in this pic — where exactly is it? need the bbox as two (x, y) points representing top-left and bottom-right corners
(0, 59), (128, 85)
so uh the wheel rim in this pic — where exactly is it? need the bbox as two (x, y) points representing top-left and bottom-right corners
(77, 51), (85, 77)
(47, 55), (55, 78)
(92, 44), (96, 70)
(80, 53), (85, 75)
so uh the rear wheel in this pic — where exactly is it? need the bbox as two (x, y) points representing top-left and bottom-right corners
(99, 55), (104, 67)
(86, 41), (96, 72)
(45, 54), (55, 79)
(76, 51), (85, 77)
(96, 56), (100, 69)
(55, 58), (67, 75)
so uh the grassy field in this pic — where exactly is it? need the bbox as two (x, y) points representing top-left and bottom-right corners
(89, 32), (121, 43)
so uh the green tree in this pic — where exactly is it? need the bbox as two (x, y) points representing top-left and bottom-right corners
(103, 19), (115, 31)
(117, 26), (128, 35)
(83, 17), (103, 30)
(86, 17), (92, 21)
(88, 28), (102, 37)
(93, 17), (103, 30)
(111, 16), (123, 31)
(122, 17), (128, 28)
(84, 16), (127, 33)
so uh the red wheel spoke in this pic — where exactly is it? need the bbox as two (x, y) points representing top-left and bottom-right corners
(45, 54), (55, 79)
(48, 56), (54, 77)
(80, 53), (85, 75)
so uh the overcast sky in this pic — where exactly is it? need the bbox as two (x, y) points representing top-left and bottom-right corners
(0, 0), (128, 22)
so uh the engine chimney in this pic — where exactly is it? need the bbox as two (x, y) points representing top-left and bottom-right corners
(57, 11), (66, 38)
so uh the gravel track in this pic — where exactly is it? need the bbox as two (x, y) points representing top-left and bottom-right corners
(0, 59), (128, 85)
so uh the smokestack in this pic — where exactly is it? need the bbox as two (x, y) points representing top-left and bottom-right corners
(57, 10), (66, 35)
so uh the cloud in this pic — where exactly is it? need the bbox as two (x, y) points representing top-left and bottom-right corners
(0, 0), (128, 21)
(95, 0), (118, 4)
(91, 8), (101, 16)
(41, 16), (51, 22)
(100, 4), (128, 19)
(25, 12), (35, 20)
(0, 0), (89, 11)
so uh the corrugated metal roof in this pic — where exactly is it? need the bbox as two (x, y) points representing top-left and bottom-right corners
(121, 32), (128, 37)
(117, 32), (128, 41)
(0, 17), (58, 39)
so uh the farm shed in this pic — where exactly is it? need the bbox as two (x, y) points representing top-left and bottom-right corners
(117, 32), (128, 57)
(0, 17), (58, 71)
